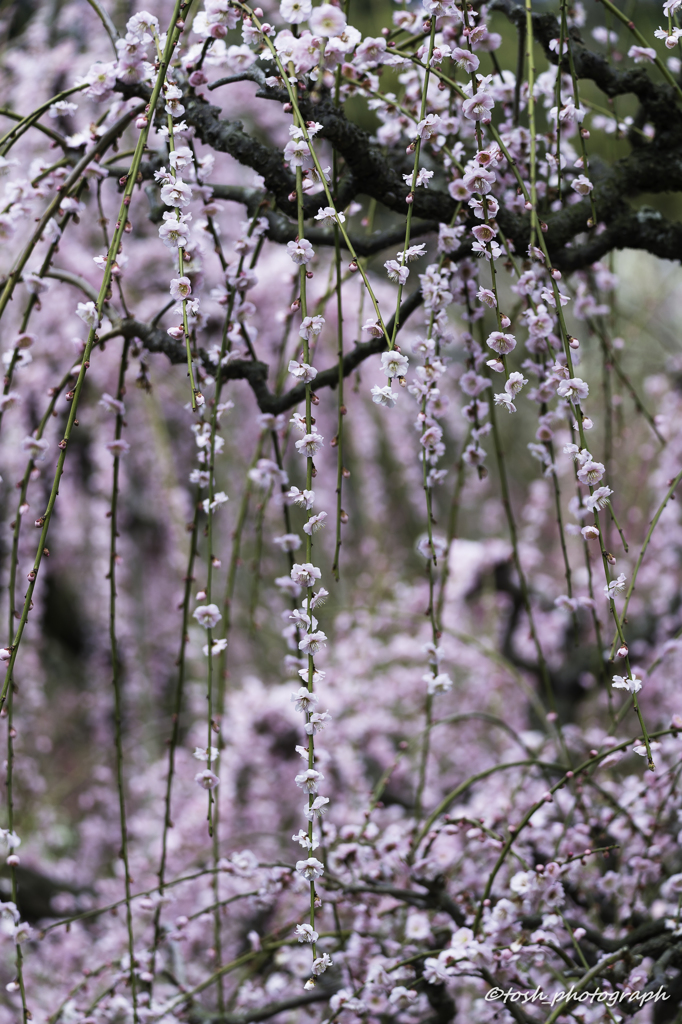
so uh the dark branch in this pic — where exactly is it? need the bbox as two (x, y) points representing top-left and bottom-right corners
(491, 0), (682, 131)
(554, 207), (682, 270)
(116, 287), (425, 414)
(117, 71), (682, 273)
(205, 986), (339, 1023)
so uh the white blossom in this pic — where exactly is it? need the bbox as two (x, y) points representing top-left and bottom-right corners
(612, 675), (642, 694)
(371, 385), (398, 407)
(380, 350), (409, 378)
(298, 631), (327, 655)
(195, 769), (220, 790)
(193, 604), (222, 628)
(296, 856), (325, 880)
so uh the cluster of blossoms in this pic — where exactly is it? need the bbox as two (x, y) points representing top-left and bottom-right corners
(1, 0), (682, 1019)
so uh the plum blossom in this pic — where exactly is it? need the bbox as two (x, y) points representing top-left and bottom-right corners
(283, 140), (312, 168)
(416, 113), (442, 139)
(303, 512), (327, 535)
(314, 207), (345, 227)
(280, 0), (313, 24)
(604, 573), (627, 601)
(494, 392), (516, 413)
(505, 372), (528, 396)
(628, 45), (656, 62)
(612, 675), (643, 694)
(105, 440), (131, 457)
(22, 437), (49, 461)
(296, 856), (325, 880)
(294, 768), (324, 792)
(159, 212), (191, 249)
(577, 459), (605, 485)
(288, 360), (318, 383)
(193, 604), (222, 628)
(287, 239), (315, 265)
(295, 432), (324, 456)
(296, 923), (319, 942)
(486, 331), (517, 354)
(287, 487), (315, 509)
(398, 244), (427, 261)
(291, 563), (322, 587)
(160, 179), (193, 207)
(309, 3), (346, 36)
(425, 673), (453, 695)
(76, 301), (99, 328)
(99, 393), (125, 415)
(371, 385), (398, 407)
(384, 260), (409, 285)
(571, 174), (594, 195)
(381, 351), (409, 378)
(195, 769), (220, 790)
(298, 631), (328, 655)
(311, 951), (333, 974)
(557, 377), (589, 401)
(462, 91), (494, 121)
(170, 276), (192, 300)
(584, 486), (613, 511)
(362, 319), (385, 338)
(452, 47), (480, 73)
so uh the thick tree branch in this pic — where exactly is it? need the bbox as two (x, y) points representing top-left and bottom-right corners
(116, 286), (425, 414)
(554, 207), (682, 270)
(205, 987), (339, 1024)
(491, 0), (682, 134)
(117, 74), (682, 272)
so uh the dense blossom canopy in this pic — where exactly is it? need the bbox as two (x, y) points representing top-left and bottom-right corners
(2, 0), (682, 1021)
